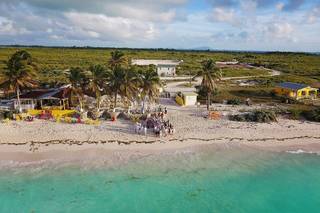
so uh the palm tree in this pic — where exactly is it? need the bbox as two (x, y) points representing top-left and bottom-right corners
(120, 66), (140, 102)
(105, 66), (125, 109)
(108, 50), (126, 70)
(0, 50), (38, 112)
(106, 66), (139, 109)
(196, 59), (221, 110)
(87, 64), (107, 111)
(139, 66), (161, 113)
(68, 67), (87, 111)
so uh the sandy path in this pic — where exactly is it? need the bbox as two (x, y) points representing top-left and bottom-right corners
(164, 64), (281, 93)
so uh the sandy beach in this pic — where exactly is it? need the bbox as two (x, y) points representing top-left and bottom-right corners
(1, 101), (320, 166)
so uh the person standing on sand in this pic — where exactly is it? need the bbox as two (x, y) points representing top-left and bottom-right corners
(246, 98), (252, 106)
(144, 126), (147, 136)
(160, 112), (164, 120)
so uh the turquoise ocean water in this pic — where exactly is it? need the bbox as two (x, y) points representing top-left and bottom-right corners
(1, 147), (320, 213)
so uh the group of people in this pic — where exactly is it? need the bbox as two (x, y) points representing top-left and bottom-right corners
(154, 119), (175, 137)
(135, 106), (175, 137)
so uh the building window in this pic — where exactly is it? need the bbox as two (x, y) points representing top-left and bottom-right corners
(21, 100), (32, 105)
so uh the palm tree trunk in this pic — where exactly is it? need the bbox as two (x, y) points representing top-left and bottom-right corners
(96, 91), (101, 112)
(78, 95), (83, 112)
(16, 85), (22, 112)
(207, 91), (211, 111)
(97, 96), (101, 112)
(142, 96), (146, 114)
(114, 92), (117, 108)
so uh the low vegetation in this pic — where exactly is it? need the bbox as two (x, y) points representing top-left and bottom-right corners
(226, 98), (242, 105)
(0, 47), (319, 82)
(230, 110), (277, 123)
(302, 108), (320, 122)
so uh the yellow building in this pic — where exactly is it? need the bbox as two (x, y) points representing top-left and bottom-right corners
(311, 82), (320, 98)
(274, 82), (318, 100)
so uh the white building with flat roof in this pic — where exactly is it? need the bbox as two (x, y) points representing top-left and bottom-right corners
(216, 60), (239, 65)
(181, 92), (198, 106)
(132, 59), (183, 76)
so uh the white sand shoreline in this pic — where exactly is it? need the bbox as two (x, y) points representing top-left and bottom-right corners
(1, 139), (320, 167)
(1, 103), (320, 166)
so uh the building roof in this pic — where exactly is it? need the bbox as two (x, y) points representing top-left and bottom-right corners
(19, 90), (49, 99)
(182, 92), (198, 96)
(311, 82), (320, 88)
(18, 85), (71, 100)
(276, 82), (309, 90)
(216, 60), (239, 65)
(132, 59), (182, 66)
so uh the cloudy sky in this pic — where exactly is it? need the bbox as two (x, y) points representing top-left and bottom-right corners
(0, 0), (319, 51)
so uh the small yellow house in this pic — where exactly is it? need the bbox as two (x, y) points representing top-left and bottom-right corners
(274, 82), (318, 100)
(311, 82), (320, 98)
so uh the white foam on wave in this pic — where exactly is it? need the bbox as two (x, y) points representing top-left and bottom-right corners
(286, 149), (319, 155)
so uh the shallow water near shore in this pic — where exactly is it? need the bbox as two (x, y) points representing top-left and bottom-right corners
(1, 146), (320, 213)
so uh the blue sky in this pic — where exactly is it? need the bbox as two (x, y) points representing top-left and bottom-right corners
(0, 0), (319, 52)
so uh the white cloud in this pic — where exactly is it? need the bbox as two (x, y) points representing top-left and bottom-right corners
(0, 17), (30, 35)
(64, 12), (157, 41)
(240, 0), (257, 12)
(99, 3), (178, 23)
(276, 2), (285, 11)
(209, 7), (241, 26)
(265, 22), (296, 41)
(0, 0), (187, 23)
(49, 34), (63, 40)
(306, 6), (320, 24)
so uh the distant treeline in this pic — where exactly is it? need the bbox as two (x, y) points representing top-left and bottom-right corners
(0, 45), (318, 56)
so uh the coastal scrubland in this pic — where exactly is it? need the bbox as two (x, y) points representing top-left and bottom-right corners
(0, 47), (319, 81)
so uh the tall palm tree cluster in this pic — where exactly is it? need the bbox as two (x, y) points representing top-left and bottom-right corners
(0, 50), (161, 112)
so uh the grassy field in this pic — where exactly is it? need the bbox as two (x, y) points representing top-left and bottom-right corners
(1, 47), (319, 81)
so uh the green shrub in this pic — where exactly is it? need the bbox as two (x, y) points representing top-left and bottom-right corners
(279, 97), (300, 104)
(118, 112), (130, 120)
(227, 98), (242, 105)
(101, 110), (111, 120)
(230, 110), (277, 123)
(302, 108), (320, 122)
(229, 114), (247, 122)
(0, 111), (4, 120)
(251, 110), (277, 123)
(288, 108), (303, 120)
(3, 111), (14, 119)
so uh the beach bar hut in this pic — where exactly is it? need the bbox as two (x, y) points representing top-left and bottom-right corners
(13, 90), (42, 111)
(274, 82), (318, 100)
(12, 85), (71, 111)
